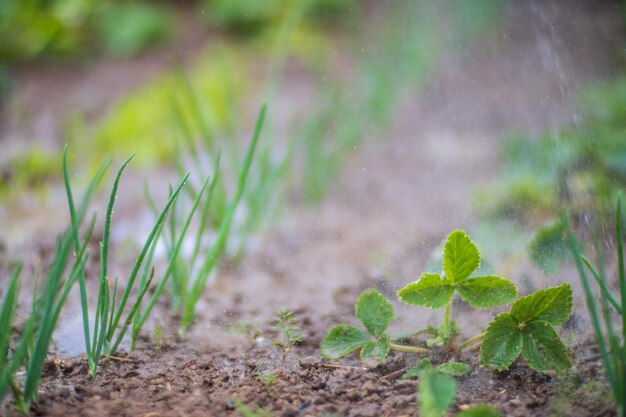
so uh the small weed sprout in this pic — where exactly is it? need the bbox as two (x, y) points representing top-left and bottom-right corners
(254, 362), (276, 386)
(152, 325), (167, 350)
(272, 309), (304, 361)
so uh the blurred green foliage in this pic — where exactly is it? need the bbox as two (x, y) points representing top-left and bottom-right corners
(481, 78), (626, 223)
(203, 0), (358, 35)
(66, 48), (245, 167)
(0, 147), (62, 199)
(0, 0), (174, 62)
(298, 0), (505, 203)
(478, 76), (626, 274)
(94, 3), (173, 56)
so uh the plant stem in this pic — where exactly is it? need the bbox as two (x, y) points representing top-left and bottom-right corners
(458, 332), (485, 351)
(444, 301), (451, 325)
(390, 343), (429, 354)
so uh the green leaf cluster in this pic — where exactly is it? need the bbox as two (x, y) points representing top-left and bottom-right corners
(480, 284), (572, 372)
(321, 289), (394, 366)
(398, 230), (517, 310)
(320, 230), (573, 374)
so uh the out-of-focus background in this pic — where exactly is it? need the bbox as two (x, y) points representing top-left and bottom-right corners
(1, 0), (626, 348)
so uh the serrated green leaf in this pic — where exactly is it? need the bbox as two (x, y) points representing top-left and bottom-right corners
(419, 370), (456, 417)
(354, 289), (394, 337)
(397, 273), (454, 308)
(360, 334), (391, 367)
(522, 320), (571, 372)
(321, 325), (370, 359)
(443, 230), (480, 283)
(457, 276), (517, 309)
(511, 284), (572, 326)
(480, 312), (523, 371)
(437, 361), (472, 377)
(401, 358), (433, 379)
(456, 404), (501, 417)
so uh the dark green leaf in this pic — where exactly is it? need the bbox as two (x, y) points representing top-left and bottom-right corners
(456, 404), (501, 417)
(443, 230), (480, 283)
(480, 313), (523, 371)
(419, 370), (456, 417)
(511, 284), (572, 326)
(354, 289), (394, 337)
(401, 358), (433, 379)
(321, 325), (370, 359)
(522, 320), (570, 372)
(397, 273), (454, 308)
(437, 361), (472, 377)
(360, 334), (391, 367)
(457, 276), (517, 309)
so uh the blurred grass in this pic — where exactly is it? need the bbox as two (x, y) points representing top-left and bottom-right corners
(1, 1), (506, 204)
(203, 0), (358, 36)
(0, 0), (175, 62)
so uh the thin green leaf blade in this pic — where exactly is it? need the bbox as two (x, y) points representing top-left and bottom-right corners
(511, 284), (572, 326)
(360, 334), (391, 367)
(397, 273), (454, 309)
(0, 264), (21, 365)
(321, 325), (370, 359)
(457, 276), (517, 309)
(443, 230), (480, 283)
(437, 361), (472, 377)
(480, 312), (523, 371)
(354, 289), (394, 337)
(419, 370), (456, 417)
(522, 320), (570, 372)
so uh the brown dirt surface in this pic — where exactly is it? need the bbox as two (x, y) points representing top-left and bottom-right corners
(1, 0), (624, 416)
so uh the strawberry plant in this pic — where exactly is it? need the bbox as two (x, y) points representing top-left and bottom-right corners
(480, 284), (572, 372)
(321, 230), (573, 375)
(398, 230), (517, 347)
(321, 289), (426, 367)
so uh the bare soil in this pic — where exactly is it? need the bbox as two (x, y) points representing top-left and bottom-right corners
(1, 1), (624, 416)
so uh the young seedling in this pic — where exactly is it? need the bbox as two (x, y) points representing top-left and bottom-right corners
(154, 104), (267, 334)
(254, 362), (277, 386)
(321, 289), (426, 367)
(0, 195), (95, 412)
(480, 284), (572, 372)
(272, 309), (304, 361)
(321, 229), (572, 375)
(398, 230), (517, 348)
(63, 147), (190, 376)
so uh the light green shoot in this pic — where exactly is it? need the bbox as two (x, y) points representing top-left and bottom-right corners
(0, 149), (101, 412)
(179, 104), (266, 333)
(272, 309), (304, 361)
(63, 147), (190, 376)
